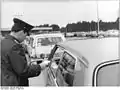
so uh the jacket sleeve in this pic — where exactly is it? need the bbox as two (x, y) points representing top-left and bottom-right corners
(8, 44), (41, 78)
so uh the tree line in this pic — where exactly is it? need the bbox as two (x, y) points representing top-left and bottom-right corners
(37, 17), (119, 32)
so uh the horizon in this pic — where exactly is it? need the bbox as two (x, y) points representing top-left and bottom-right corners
(1, 0), (119, 28)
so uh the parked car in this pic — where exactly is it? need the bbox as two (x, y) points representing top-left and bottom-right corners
(43, 37), (119, 86)
(24, 33), (66, 59)
(104, 30), (119, 37)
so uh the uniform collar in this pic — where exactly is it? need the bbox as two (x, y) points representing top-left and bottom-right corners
(5, 35), (21, 44)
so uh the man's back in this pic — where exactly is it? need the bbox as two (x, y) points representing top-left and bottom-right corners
(1, 36), (19, 86)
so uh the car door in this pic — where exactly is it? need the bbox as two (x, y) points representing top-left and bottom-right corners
(93, 59), (120, 86)
(55, 51), (76, 86)
(46, 46), (64, 86)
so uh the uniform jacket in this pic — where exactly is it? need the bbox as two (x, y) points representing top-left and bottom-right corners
(1, 35), (41, 86)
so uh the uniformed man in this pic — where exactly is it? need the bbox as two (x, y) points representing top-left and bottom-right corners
(1, 18), (50, 86)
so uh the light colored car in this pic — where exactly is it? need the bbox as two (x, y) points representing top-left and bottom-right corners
(25, 33), (66, 59)
(44, 37), (119, 86)
(105, 30), (119, 37)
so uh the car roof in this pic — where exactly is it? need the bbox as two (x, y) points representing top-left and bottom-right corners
(30, 33), (64, 38)
(57, 37), (119, 85)
(58, 37), (119, 66)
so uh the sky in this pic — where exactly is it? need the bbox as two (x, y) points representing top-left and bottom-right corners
(1, 0), (119, 28)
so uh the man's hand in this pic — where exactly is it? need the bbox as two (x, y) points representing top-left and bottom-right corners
(39, 60), (50, 70)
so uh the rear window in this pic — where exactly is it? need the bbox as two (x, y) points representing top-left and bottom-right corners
(37, 37), (62, 46)
(93, 59), (120, 86)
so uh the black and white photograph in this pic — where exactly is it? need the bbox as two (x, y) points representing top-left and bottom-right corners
(0, 0), (120, 88)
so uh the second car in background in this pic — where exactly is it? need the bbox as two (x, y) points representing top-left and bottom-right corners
(24, 33), (66, 59)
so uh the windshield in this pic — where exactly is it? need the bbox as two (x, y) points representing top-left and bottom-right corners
(37, 37), (62, 46)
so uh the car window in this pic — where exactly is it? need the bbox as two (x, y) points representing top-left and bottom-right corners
(93, 60), (120, 86)
(61, 52), (75, 73)
(49, 46), (64, 79)
(52, 47), (64, 61)
(49, 37), (62, 43)
(37, 37), (62, 46)
(50, 46), (64, 68)
(57, 52), (76, 86)
(37, 38), (43, 46)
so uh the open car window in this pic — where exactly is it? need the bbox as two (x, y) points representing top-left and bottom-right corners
(93, 59), (120, 86)
(52, 46), (64, 65)
(48, 46), (64, 79)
